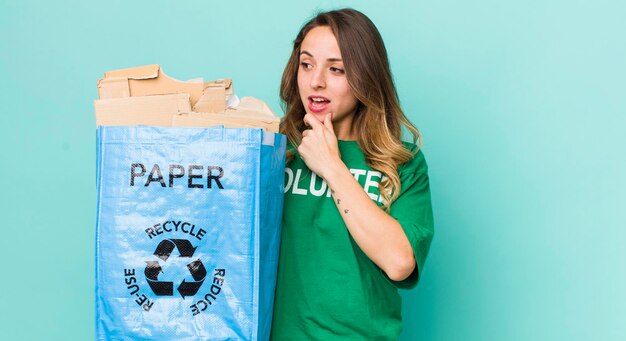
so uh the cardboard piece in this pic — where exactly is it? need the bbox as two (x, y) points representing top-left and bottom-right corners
(97, 64), (232, 112)
(173, 97), (279, 132)
(94, 65), (279, 132)
(94, 93), (191, 127)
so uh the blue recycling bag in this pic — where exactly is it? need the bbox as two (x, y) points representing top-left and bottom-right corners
(95, 126), (286, 340)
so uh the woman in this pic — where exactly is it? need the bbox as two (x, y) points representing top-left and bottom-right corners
(271, 8), (434, 340)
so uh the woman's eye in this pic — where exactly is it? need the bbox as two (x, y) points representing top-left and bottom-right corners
(300, 62), (312, 69)
(330, 67), (345, 74)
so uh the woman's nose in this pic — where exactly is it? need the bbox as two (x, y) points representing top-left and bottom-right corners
(310, 68), (326, 89)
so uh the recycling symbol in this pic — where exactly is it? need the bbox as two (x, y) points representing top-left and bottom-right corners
(144, 239), (206, 298)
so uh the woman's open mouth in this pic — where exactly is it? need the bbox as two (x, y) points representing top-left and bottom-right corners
(308, 96), (330, 113)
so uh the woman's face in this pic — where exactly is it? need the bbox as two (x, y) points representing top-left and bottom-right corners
(297, 26), (359, 139)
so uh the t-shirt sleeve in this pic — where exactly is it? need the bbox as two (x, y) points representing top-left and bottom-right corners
(386, 148), (434, 289)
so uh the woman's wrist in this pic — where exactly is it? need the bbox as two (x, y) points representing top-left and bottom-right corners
(322, 159), (350, 190)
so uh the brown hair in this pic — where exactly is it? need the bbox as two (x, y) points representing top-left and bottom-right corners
(280, 8), (421, 210)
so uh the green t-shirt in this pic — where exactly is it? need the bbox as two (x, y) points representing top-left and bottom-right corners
(270, 140), (434, 340)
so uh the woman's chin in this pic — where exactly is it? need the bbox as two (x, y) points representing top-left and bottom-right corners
(312, 112), (327, 122)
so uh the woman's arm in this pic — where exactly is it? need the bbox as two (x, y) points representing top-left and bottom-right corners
(298, 113), (416, 281)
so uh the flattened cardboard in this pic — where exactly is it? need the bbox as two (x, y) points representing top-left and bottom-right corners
(95, 65), (279, 132)
(172, 113), (279, 132)
(193, 81), (226, 113)
(226, 97), (276, 119)
(95, 93), (191, 127)
(97, 64), (232, 112)
(104, 64), (160, 79)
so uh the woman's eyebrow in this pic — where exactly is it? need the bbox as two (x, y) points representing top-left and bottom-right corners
(300, 50), (342, 62)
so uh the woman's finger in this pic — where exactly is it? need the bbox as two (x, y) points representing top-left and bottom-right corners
(303, 113), (323, 130)
(297, 144), (307, 160)
(323, 113), (335, 135)
(302, 115), (312, 128)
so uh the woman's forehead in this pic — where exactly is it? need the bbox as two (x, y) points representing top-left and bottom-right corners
(300, 26), (342, 61)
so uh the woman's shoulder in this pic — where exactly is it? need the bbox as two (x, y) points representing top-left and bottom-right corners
(399, 141), (428, 175)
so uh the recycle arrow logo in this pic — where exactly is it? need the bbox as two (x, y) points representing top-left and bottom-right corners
(144, 239), (206, 298)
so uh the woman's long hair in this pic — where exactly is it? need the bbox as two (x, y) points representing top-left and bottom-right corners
(280, 8), (421, 210)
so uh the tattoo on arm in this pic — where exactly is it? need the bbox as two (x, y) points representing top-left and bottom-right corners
(331, 189), (346, 213)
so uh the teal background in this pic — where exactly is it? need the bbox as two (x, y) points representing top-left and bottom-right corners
(1, 0), (624, 340)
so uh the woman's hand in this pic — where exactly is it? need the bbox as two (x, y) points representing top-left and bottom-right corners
(298, 113), (342, 179)
(298, 112), (416, 281)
